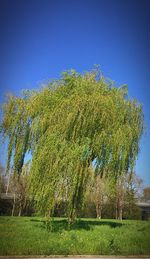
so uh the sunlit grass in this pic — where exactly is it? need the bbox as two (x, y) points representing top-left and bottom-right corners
(0, 216), (150, 255)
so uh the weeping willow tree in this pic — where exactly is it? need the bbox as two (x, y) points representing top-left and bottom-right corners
(0, 68), (144, 222)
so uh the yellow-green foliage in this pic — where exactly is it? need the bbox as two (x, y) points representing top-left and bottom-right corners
(0, 69), (144, 219)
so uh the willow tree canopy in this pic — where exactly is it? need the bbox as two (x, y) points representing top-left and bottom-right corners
(0, 69), (144, 220)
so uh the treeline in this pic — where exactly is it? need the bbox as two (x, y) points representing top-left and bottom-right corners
(55, 171), (142, 220)
(0, 164), (143, 220)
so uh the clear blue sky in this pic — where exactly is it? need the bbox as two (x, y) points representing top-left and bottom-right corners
(0, 0), (150, 186)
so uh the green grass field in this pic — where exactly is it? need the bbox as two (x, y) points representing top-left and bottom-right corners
(0, 216), (150, 255)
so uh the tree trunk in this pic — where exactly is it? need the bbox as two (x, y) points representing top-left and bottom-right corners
(115, 201), (118, 219)
(68, 207), (76, 224)
(48, 209), (51, 217)
(118, 206), (123, 220)
(18, 200), (22, 216)
(6, 174), (10, 195)
(45, 208), (52, 218)
(18, 207), (22, 216)
(116, 197), (123, 220)
(11, 193), (16, 216)
(96, 203), (102, 219)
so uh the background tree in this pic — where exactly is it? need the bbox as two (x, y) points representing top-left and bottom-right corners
(142, 187), (150, 201)
(8, 163), (29, 216)
(124, 172), (142, 219)
(87, 171), (111, 219)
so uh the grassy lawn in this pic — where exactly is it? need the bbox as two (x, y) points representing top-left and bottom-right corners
(0, 216), (150, 255)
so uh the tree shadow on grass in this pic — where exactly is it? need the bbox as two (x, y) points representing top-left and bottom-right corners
(30, 218), (124, 232)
